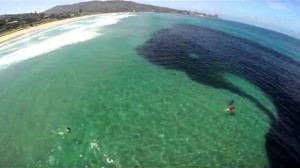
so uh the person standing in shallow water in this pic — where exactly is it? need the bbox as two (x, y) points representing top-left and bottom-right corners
(224, 99), (235, 115)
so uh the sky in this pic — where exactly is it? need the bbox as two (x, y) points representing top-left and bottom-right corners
(0, 0), (299, 38)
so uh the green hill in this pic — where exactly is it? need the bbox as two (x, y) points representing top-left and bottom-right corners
(44, 0), (218, 18)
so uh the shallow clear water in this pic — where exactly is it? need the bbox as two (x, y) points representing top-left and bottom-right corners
(0, 13), (299, 167)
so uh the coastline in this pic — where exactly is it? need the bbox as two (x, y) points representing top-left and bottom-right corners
(0, 13), (123, 46)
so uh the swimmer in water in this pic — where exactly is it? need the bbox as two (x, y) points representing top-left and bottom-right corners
(224, 105), (235, 111)
(58, 127), (71, 135)
(225, 99), (236, 114)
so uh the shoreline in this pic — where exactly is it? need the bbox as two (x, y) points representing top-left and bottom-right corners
(0, 13), (125, 46)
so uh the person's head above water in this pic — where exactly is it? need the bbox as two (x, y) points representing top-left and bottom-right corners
(66, 127), (71, 133)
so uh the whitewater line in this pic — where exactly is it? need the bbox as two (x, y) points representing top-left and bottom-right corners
(0, 13), (134, 70)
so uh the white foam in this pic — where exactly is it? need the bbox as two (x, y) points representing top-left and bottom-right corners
(0, 13), (134, 69)
(0, 29), (98, 69)
(58, 24), (82, 30)
(37, 36), (48, 40)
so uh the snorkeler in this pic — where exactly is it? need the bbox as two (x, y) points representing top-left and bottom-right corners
(224, 105), (235, 112)
(224, 99), (236, 114)
(58, 127), (71, 136)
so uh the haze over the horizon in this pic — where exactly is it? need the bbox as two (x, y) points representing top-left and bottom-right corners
(0, 0), (299, 38)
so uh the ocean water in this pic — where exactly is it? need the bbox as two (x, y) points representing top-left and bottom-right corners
(0, 13), (299, 168)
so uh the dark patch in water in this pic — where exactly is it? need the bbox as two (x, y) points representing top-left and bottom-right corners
(137, 24), (300, 168)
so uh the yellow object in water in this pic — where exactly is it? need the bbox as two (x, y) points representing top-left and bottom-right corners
(58, 132), (65, 135)
(58, 127), (71, 135)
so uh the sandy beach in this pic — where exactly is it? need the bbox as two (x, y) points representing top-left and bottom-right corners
(0, 13), (119, 45)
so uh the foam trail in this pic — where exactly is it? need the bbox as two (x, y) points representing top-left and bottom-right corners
(0, 13), (134, 69)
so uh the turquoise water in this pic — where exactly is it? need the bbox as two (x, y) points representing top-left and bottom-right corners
(0, 13), (294, 167)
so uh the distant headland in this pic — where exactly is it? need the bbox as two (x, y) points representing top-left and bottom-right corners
(0, 0), (218, 39)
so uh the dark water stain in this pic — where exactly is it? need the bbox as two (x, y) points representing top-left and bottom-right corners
(137, 24), (300, 168)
